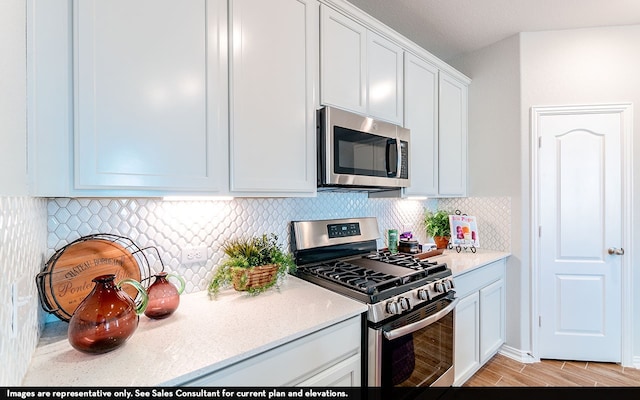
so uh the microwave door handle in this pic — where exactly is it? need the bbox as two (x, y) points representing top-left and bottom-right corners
(386, 139), (400, 177)
(383, 298), (459, 340)
(395, 139), (402, 178)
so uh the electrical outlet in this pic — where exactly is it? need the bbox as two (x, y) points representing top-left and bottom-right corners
(181, 245), (208, 264)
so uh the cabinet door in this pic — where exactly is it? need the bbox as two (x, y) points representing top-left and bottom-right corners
(454, 291), (480, 385)
(438, 71), (468, 197)
(403, 53), (438, 197)
(74, 0), (227, 192)
(297, 354), (361, 386)
(366, 31), (403, 125)
(320, 4), (367, 115)
(480, 278), (505, 364)
(229, 0), (317, 195)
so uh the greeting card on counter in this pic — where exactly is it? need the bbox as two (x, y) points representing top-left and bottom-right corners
(449, 214), (480, 247)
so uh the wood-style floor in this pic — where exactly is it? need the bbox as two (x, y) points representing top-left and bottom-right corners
(463, 354), (640, 387)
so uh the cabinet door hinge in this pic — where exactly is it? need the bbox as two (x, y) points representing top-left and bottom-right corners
(538, 136), (542, 148)
(539, 316), (542, 327)
(538, 226), (542, 237)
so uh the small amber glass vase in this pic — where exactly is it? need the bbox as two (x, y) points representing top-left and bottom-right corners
(68, 274), (148, 354)
(144, 272), (186, 319)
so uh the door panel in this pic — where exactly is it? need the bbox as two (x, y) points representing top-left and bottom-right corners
(555, 275), (605, 334)
(557, 131), (604, 259)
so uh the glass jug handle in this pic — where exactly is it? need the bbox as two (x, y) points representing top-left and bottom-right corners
(166, 273), (186, 295)
(117, 278), (149, 315)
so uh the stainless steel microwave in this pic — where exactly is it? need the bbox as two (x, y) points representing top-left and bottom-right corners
(317, 106), (410, 191)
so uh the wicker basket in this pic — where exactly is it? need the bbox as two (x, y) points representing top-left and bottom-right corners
(231, 264), (279, 291)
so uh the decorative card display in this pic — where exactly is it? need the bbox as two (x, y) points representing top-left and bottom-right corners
(449, 214), (480, 248)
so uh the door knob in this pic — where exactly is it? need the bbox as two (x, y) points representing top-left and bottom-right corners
(608, 247), (625, 255)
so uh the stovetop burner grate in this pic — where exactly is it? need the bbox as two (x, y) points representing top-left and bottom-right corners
(300, 252), (449, 297)
(306, 261), (399, 295)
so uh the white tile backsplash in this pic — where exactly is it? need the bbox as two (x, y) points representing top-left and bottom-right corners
(46, 194), (511, 294)
(438, 196), (512, 253)
(0, 196), (48, 385)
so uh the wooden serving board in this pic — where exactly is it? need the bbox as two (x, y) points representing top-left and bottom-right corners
(38, 238), (141, 321)
(415, 249), (445, 260)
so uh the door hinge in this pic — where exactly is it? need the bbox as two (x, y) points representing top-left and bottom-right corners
(538, 136), (542, 148)
(539, 316), (542, 327)
(538, 226), (542, 237)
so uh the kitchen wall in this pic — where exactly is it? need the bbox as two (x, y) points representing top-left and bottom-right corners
(521, 25), (640, 367)
(449, 34), (526, 358)
(451, 24), (640, 365)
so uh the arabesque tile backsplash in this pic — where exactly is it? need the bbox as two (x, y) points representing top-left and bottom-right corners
(1, 193), (510, 385)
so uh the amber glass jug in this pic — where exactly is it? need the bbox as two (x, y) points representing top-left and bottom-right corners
(144, 272), (186, 319)
(68, 274), (148, 354)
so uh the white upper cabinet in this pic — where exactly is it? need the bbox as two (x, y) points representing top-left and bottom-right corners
(402, 54), (469, 198)
(228, 0), (318, 196)
(366, 31), (403, 124)
(320, 4), (403, 125)
(320, 5), (367, 115)
(438, 71), (468, 197)
(403, 52), (439, 197)
(74, 0), (228, 193)
(28, 0), (467, 198)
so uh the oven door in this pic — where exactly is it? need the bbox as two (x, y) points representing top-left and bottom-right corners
(368, 294), (458, 388)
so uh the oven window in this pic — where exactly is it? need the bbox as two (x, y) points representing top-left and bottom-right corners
(381, 309), (454, 387)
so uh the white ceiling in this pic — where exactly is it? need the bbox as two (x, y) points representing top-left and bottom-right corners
(345, 0), (640, 61)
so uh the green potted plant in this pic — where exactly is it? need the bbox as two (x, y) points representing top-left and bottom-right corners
(207, 233), (296, 298)
(424, 210), (451, 249)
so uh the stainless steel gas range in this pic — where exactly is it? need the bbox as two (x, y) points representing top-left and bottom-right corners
(290, 217), (458, 388)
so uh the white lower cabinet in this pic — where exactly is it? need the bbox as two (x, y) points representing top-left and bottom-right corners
(454, 291), (480, 384)
(479, 278), (506, 364)
(454, 259), (506, 386)
(181, 316), (362, 387)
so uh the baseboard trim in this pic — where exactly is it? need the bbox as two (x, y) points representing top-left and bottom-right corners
(498, 345), (538, 364)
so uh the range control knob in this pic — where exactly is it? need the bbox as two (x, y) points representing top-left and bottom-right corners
(434, 281), (445, 293)
(417, 289), (430, 301)
(398, 297), (410, 311)
(386, 301), (400, 315)
(444, 279), (454, 290)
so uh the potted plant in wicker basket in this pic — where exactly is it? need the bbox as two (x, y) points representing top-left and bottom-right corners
(424, 210), (451, 249)
(207, 233), (296, 298)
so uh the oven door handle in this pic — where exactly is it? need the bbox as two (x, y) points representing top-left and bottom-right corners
(383, 298), (459, 340)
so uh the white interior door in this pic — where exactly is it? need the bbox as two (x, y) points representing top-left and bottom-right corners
(535, 105), (631, 362)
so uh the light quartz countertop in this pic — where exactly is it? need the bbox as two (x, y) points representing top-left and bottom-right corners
(22, 276), (368, 387)
(430, 249), (510, 276)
